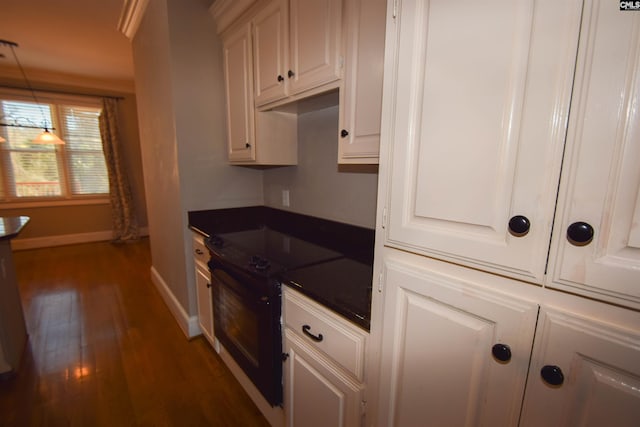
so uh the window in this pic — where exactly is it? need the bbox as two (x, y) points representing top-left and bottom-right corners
(0, 93), (109, 204)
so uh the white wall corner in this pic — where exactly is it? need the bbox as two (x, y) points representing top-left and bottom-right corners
(118, 0), (151, 40)
(150, 266), (202, 339)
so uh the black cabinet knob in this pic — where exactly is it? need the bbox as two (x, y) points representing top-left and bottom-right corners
(567, 222), (594, 246)
(508, 215), (530, 237)
(277, 75), (284, 82)
(340, 129), (349, 138)
(245, 143), (251, 148)
(541, 365), (564, 386)
(491, 343), (512, 363)
(288, 70), (295, 78)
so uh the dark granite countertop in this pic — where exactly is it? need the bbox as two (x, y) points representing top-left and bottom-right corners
(282, 257), (373, 330)
(0, 216), (30, 241)
(189, 206), (374, 265)
(189, 207), (374, 330)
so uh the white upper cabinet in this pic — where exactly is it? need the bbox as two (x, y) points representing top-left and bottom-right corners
(338, 0), (386, 164)
(223, 22), (255, 162)
(253, 0), (289, 106)
(382, 0), (583, 283)
(546, 1), (640, 309)
(288, 0), (342, 95)
(221, 7), (298, 165)
(253, 0), (342, 107)
(219, 0), (342, 164)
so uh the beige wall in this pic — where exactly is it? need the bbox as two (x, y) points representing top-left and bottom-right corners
(0, 75), (148, 246)
(132, 0), (262, 326)
(264, 105), (379, 228)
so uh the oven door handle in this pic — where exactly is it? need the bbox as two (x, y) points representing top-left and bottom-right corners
(302, 324), (324, 342)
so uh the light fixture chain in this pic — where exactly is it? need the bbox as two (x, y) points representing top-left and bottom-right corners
(1, 40), (51, 130)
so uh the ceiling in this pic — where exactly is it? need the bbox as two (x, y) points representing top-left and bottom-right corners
(0, 0), (134, 86)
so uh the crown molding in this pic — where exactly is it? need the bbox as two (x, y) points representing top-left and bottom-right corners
(118, 0), (150, 40)
(209, 0), (258, 34)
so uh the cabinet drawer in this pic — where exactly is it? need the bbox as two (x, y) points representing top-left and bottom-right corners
(283, 287), (367, 381)
(192, 234), (209, 267)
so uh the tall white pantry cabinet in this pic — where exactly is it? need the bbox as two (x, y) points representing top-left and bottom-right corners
(368, 0), (640, 426)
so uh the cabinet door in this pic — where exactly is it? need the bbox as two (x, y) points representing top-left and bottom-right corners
(195, 265), (214, 345)
(382, 0), (583, 282)
(284, 328), (364, 427)
(376, 258), (539, 426)
(253, 0), (288, 106)
(288, 0), (342, 94)
(338, 0), (386, 164)
(546, 0), (640, 309)
(223, 22), (255, 161)
(520, 306), (640, 426)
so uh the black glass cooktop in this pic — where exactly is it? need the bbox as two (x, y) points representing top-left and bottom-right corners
(207, 227), (373, 330)
(208, 228), (342, 278)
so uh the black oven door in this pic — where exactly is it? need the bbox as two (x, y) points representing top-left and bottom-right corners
(209, 260), (282, 407)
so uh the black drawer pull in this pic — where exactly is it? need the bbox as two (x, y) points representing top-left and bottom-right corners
(302, 324), (323, 342)
(195, 248), (204, 255)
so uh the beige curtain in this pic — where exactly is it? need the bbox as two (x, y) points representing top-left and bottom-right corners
(99, 98), (139, 242)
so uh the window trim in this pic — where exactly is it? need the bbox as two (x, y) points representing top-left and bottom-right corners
(2, 197), (110, 210)
(0, 88), (109, 207)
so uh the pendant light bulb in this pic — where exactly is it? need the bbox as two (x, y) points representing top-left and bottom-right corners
(32, 129), (65, 145)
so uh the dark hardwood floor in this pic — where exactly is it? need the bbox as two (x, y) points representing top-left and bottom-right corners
(0, 238), (269, 426)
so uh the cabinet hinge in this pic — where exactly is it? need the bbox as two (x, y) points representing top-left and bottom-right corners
(360, 400), (367, 426)
(378, 271), (383, 293)
(393, 0), (398, 18)
(382, 206), (387, 229)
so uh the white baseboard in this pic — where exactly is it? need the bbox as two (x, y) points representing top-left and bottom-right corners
(11, 227), (150, 251)
(150, 266), (202, 339)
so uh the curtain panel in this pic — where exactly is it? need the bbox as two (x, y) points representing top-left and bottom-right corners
(99, 98), (139, 242)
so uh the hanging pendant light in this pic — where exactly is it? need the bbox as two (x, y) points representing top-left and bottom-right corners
(32, 128), (64, 144)
(0, 39), (65, 145)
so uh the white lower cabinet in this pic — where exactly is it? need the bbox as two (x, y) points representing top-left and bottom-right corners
(284, 330), (363, 427)
(283, 287), (367, 426)
(192, 233), (215, 346)
(376, 256), (539, 426)
(520, 303), (640, 426)
(372, 253), (640, 426)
